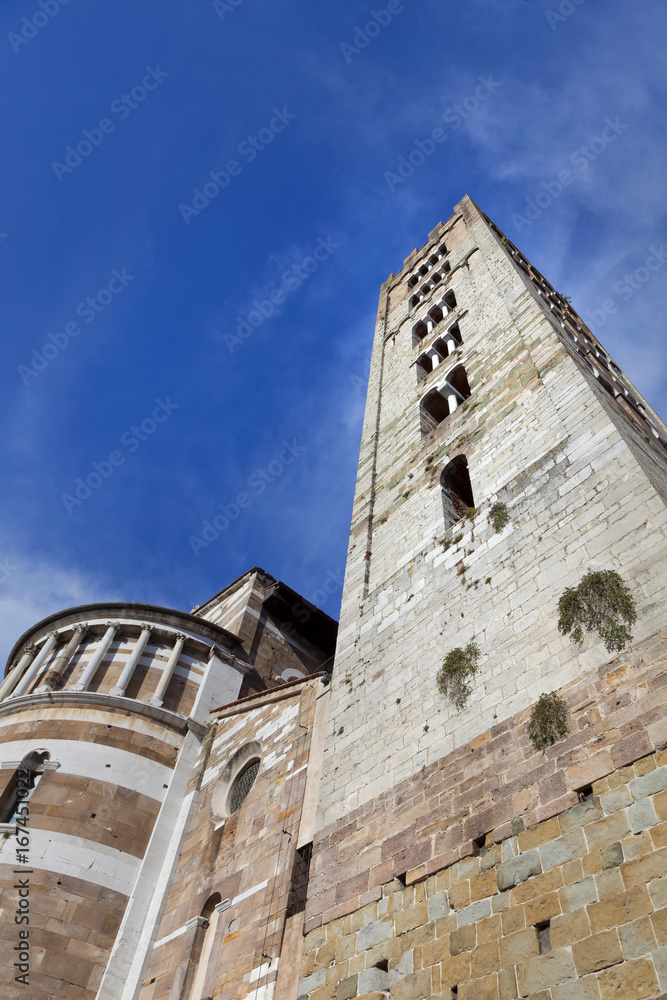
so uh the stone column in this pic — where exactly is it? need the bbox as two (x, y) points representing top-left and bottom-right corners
(150, 633), (187, 708)
(37, 625), (87, 692)
(446, 335), (457, 354)
(109, 624), (153, 698)
(9, 633), (59, 699)
(447, 387), (459, 414)
(428, 348), (441, 369)
(72, 622), (118, 692)
(0, 644), (37, 701)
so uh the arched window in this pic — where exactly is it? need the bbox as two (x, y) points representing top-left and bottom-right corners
(448, 364), (472, 403)
(443, 290), (457, 312)
(0, 750), (50, 823)
(412, 320), (429, 348)
(419, 365), (472, 435)
(441, 456), (475, 529)
(229, 759), (260, 814)
(210, 742), (262, 827)
(420, 388), (451, 434)
(188, 894), (222, 1000)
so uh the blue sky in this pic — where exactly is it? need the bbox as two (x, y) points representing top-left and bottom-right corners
(1, 0), (665, 664)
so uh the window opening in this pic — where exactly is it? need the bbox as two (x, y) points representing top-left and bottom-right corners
(441, 456), (474, 528)
(229, 759), (260, 814)
(286, 842), (313, 917)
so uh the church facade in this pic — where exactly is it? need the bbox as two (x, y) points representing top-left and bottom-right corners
(1, 195), (666, 1000)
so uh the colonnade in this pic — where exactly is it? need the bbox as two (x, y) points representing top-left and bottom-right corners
(0, 623), (204, 708)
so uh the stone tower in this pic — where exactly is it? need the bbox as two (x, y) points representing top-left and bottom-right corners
(300, 195), (667, 1000)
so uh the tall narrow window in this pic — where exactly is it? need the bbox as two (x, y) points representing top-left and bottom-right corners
(286, 842), (313, 917)
(188, 894), (222, 1000)
(441, 456), (475, 528)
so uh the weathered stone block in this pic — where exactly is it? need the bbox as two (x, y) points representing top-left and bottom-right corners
(572, 929), (623, 975)
(498, 965), (517, 1000)
(524, 890), (562, 925)
(470, 870), (497, 902)
(499, 928), (539, 968)
(629, 766), (667, 800)
(618, 915), (657, 958)
(497, 850), (541, 891)
(459, 971), (498, 1000)
(540, 829), (587, 870)
(356, 921), (394, 953)
(336, 975), (358, 1000)
(654, 944), (667, 992)
(358, 968), (389, 994)
(621, 847), (667, 888)
(650, 875), (667, 910)
(470, 940), (500, 978)
(585, 812), (631, 852)
(300, 968), (327, 996)
(562, 876), (598, 911)
(559, 797), (604, 834)
(440, 953), (471, 990)
(427, 892), (448, 922)
(389, 968), (431, 1000)
(587, 886), (653, 934)
(450, 924), (476, 956)
(394, 903), (428, 936)
(597, 956), (660, 1000)
(457, 898), (492, 927)
(627, 799), (658, 835)
(599, 786), (633, 815)
(601, 841), (624, 869)
(550, 907), (591, 950)
(516, 946), (577, 994)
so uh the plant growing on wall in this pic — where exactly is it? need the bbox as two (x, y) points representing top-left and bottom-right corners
(436, 641), (480, 709)
(557, 569), (637, 652)
(489, 501), (510, 534)
(528, 692), (568, 750)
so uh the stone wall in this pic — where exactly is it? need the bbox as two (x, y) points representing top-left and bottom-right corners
(138, 676), (328, 1000)
(318, 195), (667, 828)
(300, 633), (667, 1000)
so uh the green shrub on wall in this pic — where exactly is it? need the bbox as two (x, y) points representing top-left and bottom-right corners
(436, 641), (480, 709)
(558, 569), (637, 653)
(489, 501), (510, 534)
(528, 692), (568, 750)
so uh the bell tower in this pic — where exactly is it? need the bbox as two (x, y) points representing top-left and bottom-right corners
(300, 195), (667, 1000)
